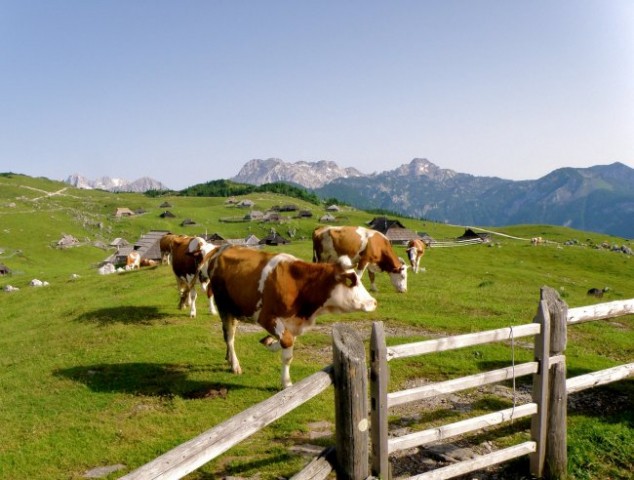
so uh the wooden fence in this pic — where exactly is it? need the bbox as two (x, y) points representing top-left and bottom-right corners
(119, 325), (368, 480)
(120, 288), (633, 480)
(370, 287), (634, 479)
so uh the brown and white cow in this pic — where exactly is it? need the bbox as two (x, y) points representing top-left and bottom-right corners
(406, 238), (429, 274)
(159, 233), (184, 265)
(206, 245), (377, 388)
(312, 225), (408, 293)
(170, 235), (218, 317)
(126, 251), (141, 270)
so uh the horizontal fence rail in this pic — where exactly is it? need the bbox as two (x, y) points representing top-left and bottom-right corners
(428, 238), (484, 248)
(387, 323), (541, 361)
(388, 403), (538, 454)
(567, 298), (634, 325)
(120, 367), (334, 480)
(388, 362), (539, 408)
(408, 442), (537, 480)
(566, 363), (634, 394)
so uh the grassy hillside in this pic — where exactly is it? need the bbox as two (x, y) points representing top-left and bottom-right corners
(0, 173), (632, 479)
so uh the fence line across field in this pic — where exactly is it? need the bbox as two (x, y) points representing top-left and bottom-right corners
(369, 288), (634, 479)
(119, 288), (633, 480)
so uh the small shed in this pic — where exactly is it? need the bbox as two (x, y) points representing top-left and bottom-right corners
(457, 228), (490, 243)
(367, 217), (407, 234)
(385, 227), (419, 245)
(326, 204), (340, 212)
(277, 204), (298, 212)
(110, 238), (130, 250)
(320, 213), (336, 223)
(204, 233), (225, 245)
(297, 210), (313, 218)
(160, 210), (176, 218)
(237, 199), (255, 208)
(133, 230), (171, 261)
(56, 234), (80, 248)
(159, 201), (172, 208)
(262, 212), (282, 222)
(0, 263), (11, 276)
(244, 210), (264, 221)
(115, 207), (135, 218)
(181, 218), (196, 227)
(259, 231), (290, 246)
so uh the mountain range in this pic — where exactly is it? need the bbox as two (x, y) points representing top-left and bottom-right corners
(64, 157), (634, 238)
(65, 174), (169, 192)
(232, 158), (634, 238)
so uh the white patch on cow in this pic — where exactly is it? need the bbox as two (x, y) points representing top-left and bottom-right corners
(187, 237), (206, 254)
(320, 272), (377, 314)
(337, 255), (354, 269)
(388, 262), (408, 293)
(258, 253), (297, 294)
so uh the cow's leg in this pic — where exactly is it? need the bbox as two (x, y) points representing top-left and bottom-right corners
(206, 283), (218, 315)
(189, 288), (197, 318)
(222, 316), (242, 374)
(177, 278), (188, 310)
(260, 318), (295, 388)
(280, 346), (294, 389)
(368, 270), (378, 292)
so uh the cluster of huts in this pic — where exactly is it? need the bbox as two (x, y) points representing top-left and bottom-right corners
(115, 199), (346, 227)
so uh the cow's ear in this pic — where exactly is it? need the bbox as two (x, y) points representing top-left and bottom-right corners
(340, 271), (358, 288)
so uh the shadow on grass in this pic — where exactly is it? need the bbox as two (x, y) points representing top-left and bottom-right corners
(75, 305), (172, 325)
(54, 362), (278, 398)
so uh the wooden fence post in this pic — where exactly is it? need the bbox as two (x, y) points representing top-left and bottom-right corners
(530, 299), (551, 477)
(370, 321), (389, 479)
(541, 286), (568, 480)
(332, 323), (369, 480)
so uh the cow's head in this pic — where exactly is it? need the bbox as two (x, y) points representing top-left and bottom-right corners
(324, 256), (377, 313)
(389, 259), (408, 293)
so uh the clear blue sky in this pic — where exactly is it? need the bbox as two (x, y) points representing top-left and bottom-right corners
(1, 0), (633, 190)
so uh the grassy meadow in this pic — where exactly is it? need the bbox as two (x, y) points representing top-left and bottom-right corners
(0, 173), (632, 479)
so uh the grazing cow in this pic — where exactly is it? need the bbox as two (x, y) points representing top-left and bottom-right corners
(140, 258), (158, 267)
(207, 245), (377, 388)
(170, 236), (217, 317)
(531, 237), (544, 246)
(312, 225), (408, 293)
(126, 251), (141, 270)
(406, 238), (428, 274)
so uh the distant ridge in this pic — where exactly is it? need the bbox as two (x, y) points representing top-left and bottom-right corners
(65, 174), (170, 192)
(227, 157), (634, 238)
(232, 158), (364, 189)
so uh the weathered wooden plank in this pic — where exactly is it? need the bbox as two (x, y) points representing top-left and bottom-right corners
(388, 403), (537, 454)
(566, 363), (634, 394)
(388, 362), (538, 408)
(530, 299), (551, 478)
(332, 324), (369, 480)
(119, 367), (334, 480)
(404, 441), (537, 480)
(541, 286), (568, 480)
(370, 321), (390, 479)
(387, 323), (541, 361)
(567, 299), (634, 325)
(290, 446), (336, 480)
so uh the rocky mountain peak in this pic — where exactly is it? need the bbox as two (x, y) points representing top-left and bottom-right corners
(65, 174), (169, 192)
(232, 158), (365, 188)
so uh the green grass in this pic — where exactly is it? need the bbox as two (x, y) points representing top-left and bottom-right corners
(0, 173), (632, 479)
